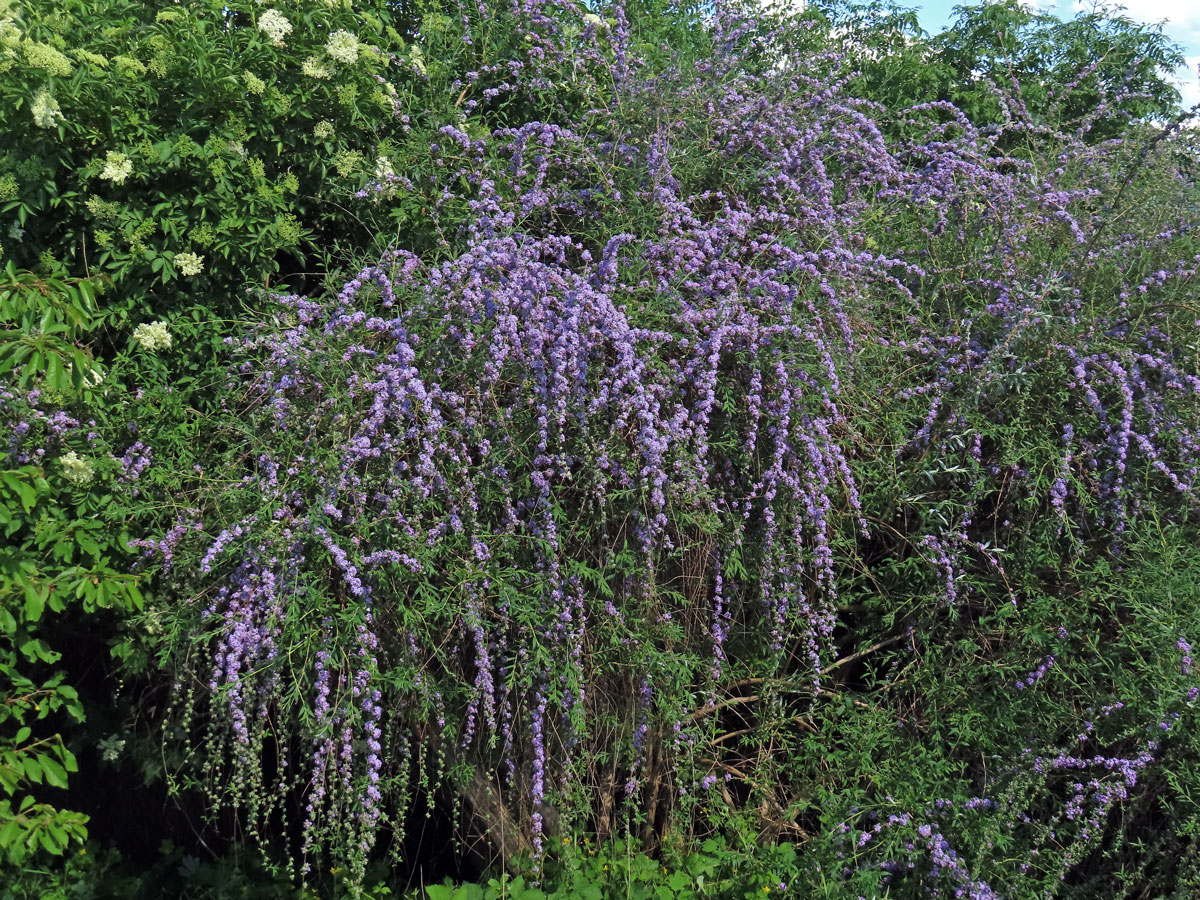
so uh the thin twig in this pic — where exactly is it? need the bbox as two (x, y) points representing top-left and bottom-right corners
(820, 633), (908, 676)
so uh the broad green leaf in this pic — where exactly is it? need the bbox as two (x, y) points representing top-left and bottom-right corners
(21, 756), (42, 785)
(38, 755), (68, 789)
(23, 583), (45, 622)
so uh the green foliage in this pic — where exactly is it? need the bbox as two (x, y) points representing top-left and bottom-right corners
(935, 0), (1185, 131)
(0, 0), (642, 878)
(0, 841), (329, 900)
(0, 266), (148, 864)
(0, 261), (105, 394)
(419, 838), (805, 900)
(0, 0), (551, 321)
(0, 0), (712, 325)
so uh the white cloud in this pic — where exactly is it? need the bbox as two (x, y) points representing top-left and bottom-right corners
(1175, 56), (1200, 111)
(1071, 0), (1200, 47)
(757, 0), (807, 16)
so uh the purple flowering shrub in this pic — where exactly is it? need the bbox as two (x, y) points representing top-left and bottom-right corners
(124, 2), (1200, 895)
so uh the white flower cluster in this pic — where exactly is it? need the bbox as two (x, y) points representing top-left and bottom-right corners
(70, 363), (104, 388)
(0, 17), (19, 50)
(72, 48), (109, 69)
(173, 251), (204, 277)
(409, 44), (426, 77)
(582, 13), (607, 29)
(99, 735), (126, 762)
(99, 151), (133, 184)
(60, 451), (95, 486)
(257, 9), (292, 47)
(326, 29), (359, 64)
(302, 55), (331, 79)
(313, 120), (334, 140)
(23, 39), (73, 77)
(373, 156), (398, 201)
(133, 320), (173, 351)
(242, 69), (266, 95)
(31, 87), (64, 129)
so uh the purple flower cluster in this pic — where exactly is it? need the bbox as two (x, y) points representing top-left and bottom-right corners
(129, 511), (202, 572)
(148, 0), (1200, 882)
(836, 810), (1000, 899)
(1014, 655), (1055, 692)
(118, 440), (152, 482)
